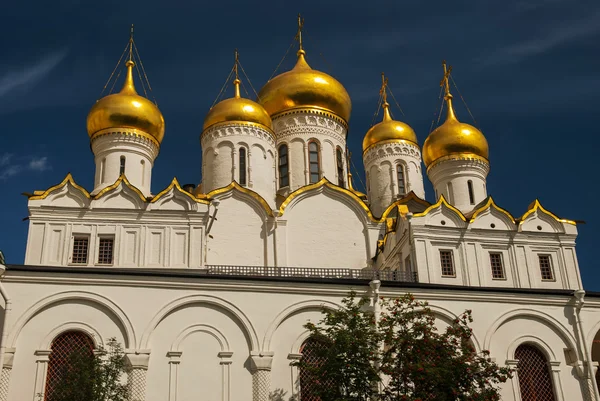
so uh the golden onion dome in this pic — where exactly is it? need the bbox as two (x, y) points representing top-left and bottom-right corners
(362, 102), (417, 152)
(258, 50), (352, 123)
(422, 62), (488, 168)
(87, 60), (165, 144)
(203, 78), (273, 132)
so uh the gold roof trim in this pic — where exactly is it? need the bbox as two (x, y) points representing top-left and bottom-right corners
(426, 152), (489, 173)
(519, 199), (576, 226)
(28, 173), (91, 200)
(93, 174), (146, 202)
(151, 178), (210, 205)
(412, 194), (467, 222)
(468, 197), (516, 224)
(206, 181), (273, 217)
(278, 177), (378, 221)
(379, 192), (430, 220)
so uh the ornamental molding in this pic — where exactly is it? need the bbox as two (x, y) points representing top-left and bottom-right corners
(363, 141), (422, 165)
(273, 112), (347, 143)
(90, 129), (160, 156)
(427, 154), (490, 175)
(273, 108), (348, 130)
(201, 123), (276, 147)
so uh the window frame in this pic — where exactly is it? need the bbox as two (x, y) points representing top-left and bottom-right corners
(308, 140), (321, 184)
(336, 147), (345, 187)
(489, 252), (506, 280)
(396, 163), (406, 197)
(119, 156), (126, 176)
(439, 249), (456, 278)
(238, 147), (247, 186)
(96, 236), (115, 266)
(467, 180), (475, 205)
(538, 254), (555, 281)
(70, 235), (90, 265)
(278, 144), (289, 188)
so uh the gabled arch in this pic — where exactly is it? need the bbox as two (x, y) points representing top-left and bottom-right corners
(380, 192), (426, 220)
(468, 197), (516, 230)
(27, 173), (90, 201)
(520, 199), (576, 226)
(140, 294), (259, 351)
(412, 195), (467, 228)
(207, 181), (273, 217)
(151, 177), (209, 207)
(92, 175), (146, 208)
(279, 178), (376, 222)
(7, 291), (136, 348)
(413, 194), (466, 222)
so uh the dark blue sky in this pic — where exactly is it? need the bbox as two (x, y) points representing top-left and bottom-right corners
(1, 0), (598, 289)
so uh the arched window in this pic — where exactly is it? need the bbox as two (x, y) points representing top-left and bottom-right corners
(299, 336), (333, 401)
(336, 147), (345, 187)
(308, 141), (320, 184)
(45, 331), (95, 400)
(515, 344), (556, 401)
(140, 160), (146, 187)
(119, 156), (126, 176)
(396, 164), (406, 196)
(278, 144), (289, 188)
(467, 180), (475, 205)
(239, 147), (247, 186)
(100, 158), (106, 183)
(447, 182), (454, 203)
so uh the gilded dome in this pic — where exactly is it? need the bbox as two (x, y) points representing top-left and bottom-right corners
(87, 60), (165, 144)
(258, 50), (352, 123)
(422, 94), (488, 167)
(362, 102), (417, 152)
(203, 79), (273, 131)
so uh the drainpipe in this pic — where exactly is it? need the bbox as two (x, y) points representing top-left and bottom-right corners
(272, 211), (279, 268)
(574, 289), (600, 401)
(0, 263), (12, 374)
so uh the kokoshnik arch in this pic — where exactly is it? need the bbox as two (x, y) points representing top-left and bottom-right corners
(0, 17), (599, 401)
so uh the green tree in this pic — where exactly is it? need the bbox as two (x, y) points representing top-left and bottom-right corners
(42, 337), (129, 401)
(295, 292), (513, 401)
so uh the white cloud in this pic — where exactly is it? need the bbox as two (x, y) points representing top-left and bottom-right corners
(0, 49), (68, 99)
(28, 157), (50, 172)
(0, 153), (12, 166)
(0, 165), (22, 180)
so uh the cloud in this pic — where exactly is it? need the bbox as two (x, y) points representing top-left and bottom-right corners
(0, 49), (68, 99)
(480, 12), (600, 66)
(28, 157), (50, 172)
(0, 154), (51, 180)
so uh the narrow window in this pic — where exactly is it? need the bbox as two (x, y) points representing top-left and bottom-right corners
(100, 158), (106, 183)
(299, 337), (333, 401)
(309, 141), (320, 184)
(97, 237), (114, 265)
(336, 147), (345, 187)
(489, 252), (505, 279)
(366, 172), (370, 193)
(515, 344), (556, 401)
(539, 255), (554, 281)
(440, 250), (455, 277)
(45, 331), (95, 400)
(278, 144), (289, 188)
(141, 160), (146, 187)
(71, 237), (89, 265)
(119, 156), (126, 176)
(397, 164), (406, 196)
(239, 148), (247, 186)
(467, 180), (475, 205)
(447, 182), (454, 203)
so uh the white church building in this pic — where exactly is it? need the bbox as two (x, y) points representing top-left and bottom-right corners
(1, 23), (599, 401)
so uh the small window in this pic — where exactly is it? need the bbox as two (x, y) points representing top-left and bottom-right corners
(278, 144), (289, 188)
(100, 158), (106, 183)
(336, 147), (345, 187)
(489, 252), (505, 279)
(97, 237), (114, 265)
(447, 182), (454, 204)
(467, 180), (475, 205)
(440, 250), (455, 277)
(308, 141), (320, 184)
(141, 160), (146, 187)
(239, 148), (247, 186)
(119, 156), (126, 176)
(71, 237), (89, 264)
(397, 164), (406, 197)
(539, 255), (554, 281)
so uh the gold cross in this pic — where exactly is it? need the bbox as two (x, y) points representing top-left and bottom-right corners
(380, 72), (389, 104)
(296, 13), (304, 50)
(440, 60), (453, 96)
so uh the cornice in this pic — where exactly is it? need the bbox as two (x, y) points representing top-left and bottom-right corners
(201, 121), (276, 144)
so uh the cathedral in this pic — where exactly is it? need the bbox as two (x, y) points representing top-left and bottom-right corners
(0, 19), (599, 401)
